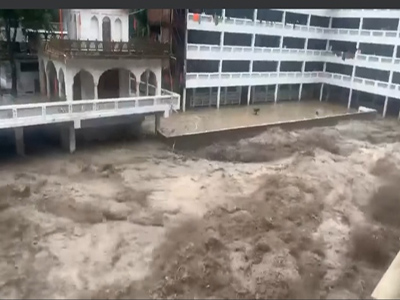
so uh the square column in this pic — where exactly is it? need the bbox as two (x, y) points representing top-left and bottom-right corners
(60, 123), (76, 153)
(14, 127), (25, 156)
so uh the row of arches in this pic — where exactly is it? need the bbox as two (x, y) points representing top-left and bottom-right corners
(41, 60), (158, 101)
(90, 16), (122, 42)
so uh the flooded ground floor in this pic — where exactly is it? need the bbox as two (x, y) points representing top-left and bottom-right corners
(1, 117), (400, 298)
(161, 100), (353, 136)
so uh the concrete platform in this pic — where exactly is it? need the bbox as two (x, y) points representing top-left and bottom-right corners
(159, 100), (353, 137)
(157, 101), (376, 150)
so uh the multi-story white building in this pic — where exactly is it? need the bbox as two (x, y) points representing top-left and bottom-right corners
(183, 9), (400, 118)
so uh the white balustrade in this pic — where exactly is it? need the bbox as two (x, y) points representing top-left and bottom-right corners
(0, 93), (180, 130)
(186, 71), (400, 100)
(187, 43), (400, 72)
(187, 13), (400, 45)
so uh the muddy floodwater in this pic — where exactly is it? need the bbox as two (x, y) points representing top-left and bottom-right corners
(161, 101), (352, 136)
(1, 117), (400, 299)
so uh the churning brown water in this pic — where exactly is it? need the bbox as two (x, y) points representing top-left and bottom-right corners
(1, 106), (400, 299)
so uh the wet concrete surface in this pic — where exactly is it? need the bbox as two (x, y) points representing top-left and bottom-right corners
(160, 100), (353, 137)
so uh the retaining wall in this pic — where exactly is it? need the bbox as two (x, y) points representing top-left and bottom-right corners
(157, 111), (377, 150)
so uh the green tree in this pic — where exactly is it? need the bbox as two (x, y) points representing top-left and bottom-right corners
(0, 9), (54, 96)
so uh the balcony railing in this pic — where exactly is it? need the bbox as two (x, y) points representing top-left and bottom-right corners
(43, 38), (170, 58)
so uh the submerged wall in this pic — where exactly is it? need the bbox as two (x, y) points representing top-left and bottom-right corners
(157, 111), (377, 150)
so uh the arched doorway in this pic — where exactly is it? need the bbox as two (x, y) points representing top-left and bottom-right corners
(98, 68), (136, 99)
(58, 68), (66, 100)
(139, 70), (157, 96)
(46, 61), (58, 100)
(91, 16), (99, 40)
(115, 18), (122, 41)
(73, 70), (94, 100)
(102, 17), (111, 42)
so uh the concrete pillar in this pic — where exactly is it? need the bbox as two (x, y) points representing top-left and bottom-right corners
(146, 71), (149, 96)
(46, 75), (51, 99)
(39, 62), (46, 95)
(14, 127), (25, 156)
(94, 83), (98, 99)
(274, 84), (279, 102)
(136, 81), (140, 96)
(182, 87), (187, 112)
(155, 113), (161, 134)
(319, 83), (324, 101)
(383, 97), (388, 118)
(60, 123), (76, 153)
(347, 89), (353, 110)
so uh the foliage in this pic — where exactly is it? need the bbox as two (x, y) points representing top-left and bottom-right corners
(0, 9), (54, 96)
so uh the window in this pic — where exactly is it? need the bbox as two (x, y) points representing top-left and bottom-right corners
(20, 62), (39, 72)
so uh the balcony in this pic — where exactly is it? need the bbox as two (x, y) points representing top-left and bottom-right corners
(187, 13), (400, 46)
(186, 71), (400, 100)
(43, 38), (171, 60)
(186, 44), (400, 72)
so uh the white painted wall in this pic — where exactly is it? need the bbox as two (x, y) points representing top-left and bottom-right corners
(16, 60), (39, 94)
(0, 60), (39, 95)
(65, 58), (162, 100)
(66, 9), (129, 42)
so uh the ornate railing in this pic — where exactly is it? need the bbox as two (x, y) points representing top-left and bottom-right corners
(44, 38), (170, 58)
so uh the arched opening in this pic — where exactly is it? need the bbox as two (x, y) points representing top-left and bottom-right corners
(98, 68), (136, 99)
(114, 18), (122, 41)
(102, 17), (111, 42)
(90, 16), (99, 40)
(46, 61), (58, 100)
(58, 68), (66, 100)
(139, 70), (157, 96)
(73, 70), (94, 100)
(39, 59), (46, 96)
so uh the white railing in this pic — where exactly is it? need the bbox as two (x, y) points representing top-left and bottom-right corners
(186, 71), (321, 81)
(0, 93), (180, 130)
(187, 44), (400, 72)
(275, 9), (400, 18)
(186, 70), (400, 100)
(187, 13), (400, 45)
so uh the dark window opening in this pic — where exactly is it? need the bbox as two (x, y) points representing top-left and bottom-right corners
(285, 12), (308, 25)
(256, 9), (283, 23)
(391, 72), (400, 84)
(20, 62), (39, 72)
(222, 60), (250, 72)
(188, 30), (221, 45)
(359, 43), (394, 57)
(280, 61), (302, 72)
(255, 35), (280, 48)
(283, 37), (306, 49)
(187, 60), (219, 73)
(225, 9), (254, 20)
(307, 39), (328, 50)
(253, 61), (278, 72)
(362, 18), (398, 31)
(332, 18), (360, 29)
(355, 66), (390, 82)
(224, 32), (252, 47)
(326, 63), (352, 76)
(305, 62), (324, 72)
(310, 15), (330, 28)
(329, 40), (357, 52)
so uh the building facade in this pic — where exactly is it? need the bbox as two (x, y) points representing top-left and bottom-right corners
(38, 9), (170, 102)
(183, 9), (400, 117)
